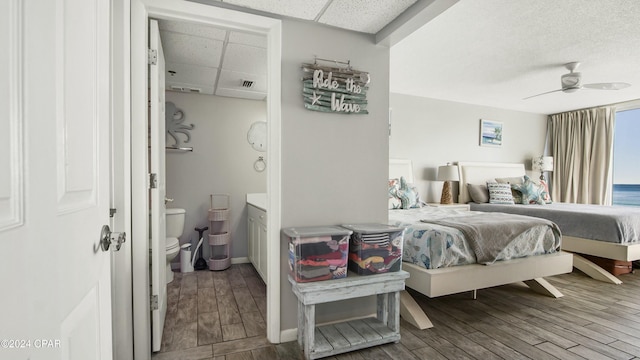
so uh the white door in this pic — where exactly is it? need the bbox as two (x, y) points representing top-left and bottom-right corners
(149, 19), (168, 352)
(0, 0), (113, 359)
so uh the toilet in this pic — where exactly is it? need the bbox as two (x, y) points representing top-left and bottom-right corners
(165, 208), (186, 284)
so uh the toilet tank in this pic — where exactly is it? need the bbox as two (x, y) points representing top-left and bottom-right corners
(165, 208), (186, 238)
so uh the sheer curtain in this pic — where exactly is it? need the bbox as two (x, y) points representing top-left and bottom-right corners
(548, 106), (615, 205)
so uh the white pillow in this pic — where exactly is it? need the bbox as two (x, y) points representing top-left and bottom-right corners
(487, 182), (515, 205)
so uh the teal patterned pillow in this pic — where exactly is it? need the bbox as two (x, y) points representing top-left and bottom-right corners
(487, 182), (515, 204)
(511, 175), (546, 205)
(397, 176), (421, 209)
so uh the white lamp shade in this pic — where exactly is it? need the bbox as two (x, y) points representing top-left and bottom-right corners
(437, 165), (459, 181)
(532, 156), (553, 172)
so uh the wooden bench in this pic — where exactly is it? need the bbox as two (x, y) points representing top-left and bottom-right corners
(288, 270), (409, 359)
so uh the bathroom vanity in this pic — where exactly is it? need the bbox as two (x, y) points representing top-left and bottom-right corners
(246, 193), (267, 283)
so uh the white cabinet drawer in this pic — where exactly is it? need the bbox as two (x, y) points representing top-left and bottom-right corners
(248, 204), (267, 224)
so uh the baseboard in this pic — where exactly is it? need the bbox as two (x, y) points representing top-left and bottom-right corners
(231, 257), (250, 264)
(280, 328), (298, 343)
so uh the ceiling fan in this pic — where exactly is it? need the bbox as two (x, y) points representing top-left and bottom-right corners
(523, 62), (631, 100)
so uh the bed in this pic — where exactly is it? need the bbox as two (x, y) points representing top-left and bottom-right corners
(457, 161), (640, 284)
(389, 159), (573, 329)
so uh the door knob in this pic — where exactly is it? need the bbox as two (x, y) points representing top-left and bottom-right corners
(100, 225), (126, 251)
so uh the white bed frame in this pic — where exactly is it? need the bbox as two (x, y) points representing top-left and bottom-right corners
(458, 161), (640, 284)
(389, 159), (573, 329)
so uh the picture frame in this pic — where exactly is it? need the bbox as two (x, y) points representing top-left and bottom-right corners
(479, 119), (503, 147)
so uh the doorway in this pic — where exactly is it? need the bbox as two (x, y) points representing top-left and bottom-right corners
(129, 1), (282, 358)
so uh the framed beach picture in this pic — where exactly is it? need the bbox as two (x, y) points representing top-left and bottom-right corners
(479, 119), (503, 147)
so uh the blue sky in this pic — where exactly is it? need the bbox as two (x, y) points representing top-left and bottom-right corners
(613, 109), (640, 184)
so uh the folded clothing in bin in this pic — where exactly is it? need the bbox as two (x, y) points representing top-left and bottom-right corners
(282, 226), (352, 282)
(342, 224), (404, 275)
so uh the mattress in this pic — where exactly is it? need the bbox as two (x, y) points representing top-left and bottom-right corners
(470, 203), (640, 244)
(388, 207), (561, 270)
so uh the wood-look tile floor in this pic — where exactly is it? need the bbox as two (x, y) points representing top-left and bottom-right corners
(153, 265), (640, 360)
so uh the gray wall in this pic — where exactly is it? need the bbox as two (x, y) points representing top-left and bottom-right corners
(389, 93), (548, 202)
(165, 91), (267, 261)
(280, 18), (390, 329)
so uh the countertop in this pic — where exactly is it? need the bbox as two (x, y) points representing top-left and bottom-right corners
(246, 193), (266, 211)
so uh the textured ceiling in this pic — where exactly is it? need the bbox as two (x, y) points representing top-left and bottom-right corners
(159, 20), (267, 100)
(217, 0), (418, 33)
(391, 0), (640, 115)
(166, 0), (640, 114)
(162, 0), (419, 100)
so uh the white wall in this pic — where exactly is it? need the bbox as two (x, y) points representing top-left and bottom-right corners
(165, 91), (267, 261)
(280, 18), (390, 330)
(389, 93), (548, 202)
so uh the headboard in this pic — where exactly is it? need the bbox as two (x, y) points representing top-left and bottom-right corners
(457, 162), (526, 204)
(389, 159), (414, 183)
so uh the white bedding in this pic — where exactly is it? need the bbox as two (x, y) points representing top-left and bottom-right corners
(389, 207), (561, 270)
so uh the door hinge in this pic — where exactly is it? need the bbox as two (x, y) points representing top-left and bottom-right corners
(149, 173), (158, 189)
(148, 49), (158, 65)
(150, 295), (158, 310)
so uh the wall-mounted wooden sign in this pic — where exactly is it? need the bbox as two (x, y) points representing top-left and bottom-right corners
(302, 58), (370, 114)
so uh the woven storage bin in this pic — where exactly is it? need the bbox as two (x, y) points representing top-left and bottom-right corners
(208, 209), (229, 221)
(208, 194), (231, 271)
(208, 232), (230, 246)
(209, 256), (231, 270)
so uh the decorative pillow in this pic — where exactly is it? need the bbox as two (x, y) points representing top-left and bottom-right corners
(388, 179), (402, 209)
(487, 182), (515, 204)
(495, 176), (524, 204)
(539, 179), (553, 204)
(397, 176), (421, 209)
(511, 175), (546, 205)
(467, 184), (489, 203)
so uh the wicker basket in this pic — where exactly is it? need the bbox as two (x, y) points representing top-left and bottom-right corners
(209, 256), (231, 271)
(208, 232), (230, 246)
(207, 194), (231, 271)
(208, 209), (229, 221)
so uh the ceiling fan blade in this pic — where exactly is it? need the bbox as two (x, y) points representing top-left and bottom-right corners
(582, 82), (631, 90)
(523, 89), (563, 100)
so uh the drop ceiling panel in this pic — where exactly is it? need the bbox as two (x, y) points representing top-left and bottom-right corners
(158, 20), (227, 40)
(222, 43), (267, 75)
(160, 30), (224, 68)
(319, 0), (417, 33)
(216, 69), (267, 100)
(223, 0), (330, 20)
(165, 62), (218, 95)
(229, 31), (267, 48)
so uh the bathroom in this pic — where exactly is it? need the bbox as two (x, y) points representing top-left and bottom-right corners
(155, 18), (269, 350)
(157, 18), (268, 272)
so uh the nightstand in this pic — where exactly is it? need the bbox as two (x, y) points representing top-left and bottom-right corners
(427, 203), (470, 211)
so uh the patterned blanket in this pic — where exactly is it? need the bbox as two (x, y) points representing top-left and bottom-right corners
(421, 212), (561, 264)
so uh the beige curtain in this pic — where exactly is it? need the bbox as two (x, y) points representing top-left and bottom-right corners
(548, 107), (615, 205)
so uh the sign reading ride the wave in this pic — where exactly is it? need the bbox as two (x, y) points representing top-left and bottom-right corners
(301, 62), (370, 114)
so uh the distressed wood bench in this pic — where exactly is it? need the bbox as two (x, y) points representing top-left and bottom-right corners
(288, 270), (409, 359)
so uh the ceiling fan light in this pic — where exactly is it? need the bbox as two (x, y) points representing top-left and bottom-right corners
(563, 87), (580, 93)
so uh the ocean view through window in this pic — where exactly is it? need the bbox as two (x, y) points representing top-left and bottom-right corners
(613, 108), (640, 207)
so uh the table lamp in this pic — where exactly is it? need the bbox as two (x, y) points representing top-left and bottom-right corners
(437, 163), (459, 204)
(532, 156), (553, 181)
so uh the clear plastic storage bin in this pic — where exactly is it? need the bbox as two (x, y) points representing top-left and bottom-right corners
(341, 223), (404, 275)
(282, 226), (353, 283)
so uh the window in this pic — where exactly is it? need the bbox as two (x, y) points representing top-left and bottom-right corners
(613, 108), (640, 206)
